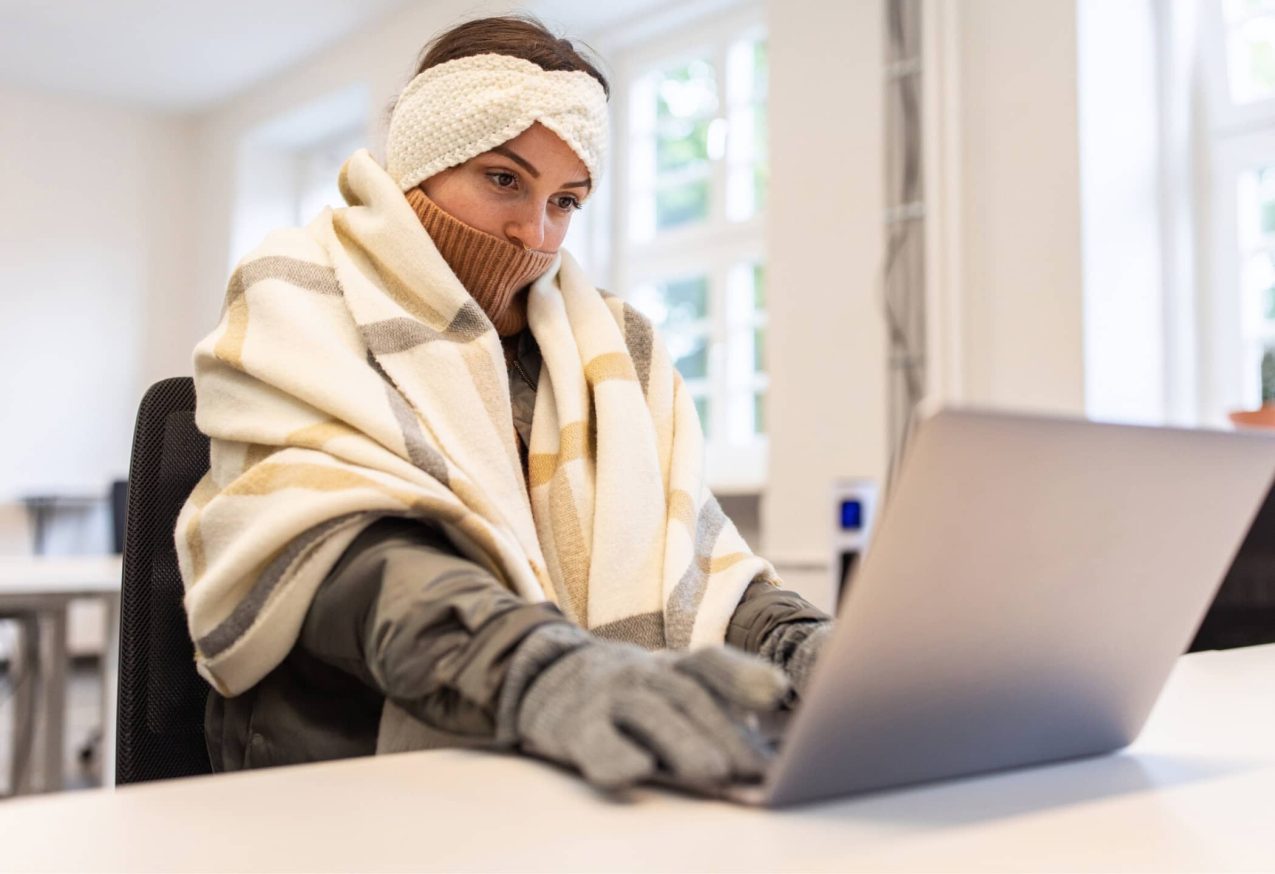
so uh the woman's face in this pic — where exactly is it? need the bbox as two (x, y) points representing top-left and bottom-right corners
(420, 122), (591, 254)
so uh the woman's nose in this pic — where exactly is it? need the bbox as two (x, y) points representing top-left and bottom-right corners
(504, 204), (546, 252)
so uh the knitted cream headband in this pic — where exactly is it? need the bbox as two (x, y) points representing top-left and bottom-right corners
(386, 53), (609, 193)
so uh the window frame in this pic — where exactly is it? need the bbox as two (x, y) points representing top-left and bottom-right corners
(229, 83), (369, 270)
(1200, 2), (1275, 420)
(607, 1), (769, 493)
(293, 125), (366, 227)
(1201, 1), (1275, 134)
(1208, 128), (1275, 414)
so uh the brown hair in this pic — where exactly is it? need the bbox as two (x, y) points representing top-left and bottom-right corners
(412, 15), (610, 98)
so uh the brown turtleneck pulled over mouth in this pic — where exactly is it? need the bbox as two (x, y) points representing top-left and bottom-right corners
(405, 187), (556, 337)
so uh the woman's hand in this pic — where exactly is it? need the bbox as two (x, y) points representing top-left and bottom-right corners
(760, 620), (834, 700)
(783, 621), (833, 698)
(498, 624), (791, 791)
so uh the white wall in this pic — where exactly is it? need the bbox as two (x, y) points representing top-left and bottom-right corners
(763, 0), (887, 607)
(761, 0), (1091, 610)
(0, 84), (195, 503)
(949, 0), (1086, 416)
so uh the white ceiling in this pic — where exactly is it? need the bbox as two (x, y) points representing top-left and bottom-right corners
(0, 0), (418, 112)
(0, 0), (682, 114)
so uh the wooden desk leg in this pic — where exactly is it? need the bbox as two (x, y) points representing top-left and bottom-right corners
(38, 605), (68, 792)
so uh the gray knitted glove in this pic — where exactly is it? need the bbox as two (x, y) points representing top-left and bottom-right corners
(759, 620), (833, 699)
(496, 623), (791, 791)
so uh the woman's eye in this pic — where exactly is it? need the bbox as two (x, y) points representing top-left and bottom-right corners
(554, 195), (582, 211)
(488, 171), (517, 188)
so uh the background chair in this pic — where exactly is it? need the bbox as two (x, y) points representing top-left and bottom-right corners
(116, 377), (212, 784)
(110, 479), (128, 555)
(1189, 480), (1275, 652)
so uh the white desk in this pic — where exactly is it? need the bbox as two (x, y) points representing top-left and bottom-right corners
(0, 556), (122, 794)
(0, 644), (1272, 872)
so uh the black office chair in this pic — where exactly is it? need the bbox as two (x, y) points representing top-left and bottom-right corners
(109, 478), (128, 555)
(116, 377), (213, 784)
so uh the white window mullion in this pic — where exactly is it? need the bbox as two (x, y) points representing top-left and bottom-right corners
(708, 255), (727, 447)
(710, 42), (730, 231)
(612, 5), (768, 491)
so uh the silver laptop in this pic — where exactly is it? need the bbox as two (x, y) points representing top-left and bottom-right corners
(731, 407), (1275, 807)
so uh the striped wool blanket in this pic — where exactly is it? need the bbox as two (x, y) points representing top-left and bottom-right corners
(178, 149), (776, 697)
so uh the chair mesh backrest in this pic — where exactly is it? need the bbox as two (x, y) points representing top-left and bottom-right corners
(116, 377), (213, 784)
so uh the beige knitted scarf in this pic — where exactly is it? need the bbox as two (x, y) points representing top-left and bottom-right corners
(177, 149), (776, 697)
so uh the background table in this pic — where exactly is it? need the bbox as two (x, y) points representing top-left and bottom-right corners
(0, 555), (122, 794)
(0, 644), (1272, 872)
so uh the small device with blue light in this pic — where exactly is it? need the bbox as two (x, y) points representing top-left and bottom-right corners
(830, 478), (877, 607)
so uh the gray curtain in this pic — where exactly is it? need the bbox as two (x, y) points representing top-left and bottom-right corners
(883, 0), (926, 483)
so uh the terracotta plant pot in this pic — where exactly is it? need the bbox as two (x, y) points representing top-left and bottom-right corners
(1228, 404), (1275, 430)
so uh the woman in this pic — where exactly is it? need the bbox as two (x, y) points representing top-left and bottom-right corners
(179, 16), (832, 793)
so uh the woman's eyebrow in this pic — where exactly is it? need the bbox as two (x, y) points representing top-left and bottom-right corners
(492, 146), (540, 178)
(491, 145), (592, 192)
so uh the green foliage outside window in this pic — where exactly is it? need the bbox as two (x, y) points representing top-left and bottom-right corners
(657, 120), (710, 173)
(656, 180), (710, 229)
(1259, 168), (1275, 236)
(1244, 30), (1275, 97)
(753, 39), (769, 99)
(674, 341), (709, 380)
(663, 276), (709, 324)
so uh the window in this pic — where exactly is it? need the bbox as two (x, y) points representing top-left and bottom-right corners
(1203, 2), (1275, 417)
(611, 6), (769, 490)
(294, 126), (366, 226)
(1222, 0), (1275, 105)
(230, 85), (368, 269)
(1234, 162), (1275, 405)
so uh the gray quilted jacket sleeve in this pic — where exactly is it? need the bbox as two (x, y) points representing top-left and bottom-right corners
(299, 519), (830, 742)
(298, 517), (569, 740)
(726, 579), (832, 654)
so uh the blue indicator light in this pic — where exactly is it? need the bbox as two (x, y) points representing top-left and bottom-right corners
(840, 499), (863, 531)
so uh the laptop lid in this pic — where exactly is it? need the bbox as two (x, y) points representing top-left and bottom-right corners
(760, 408), (1275, 807)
